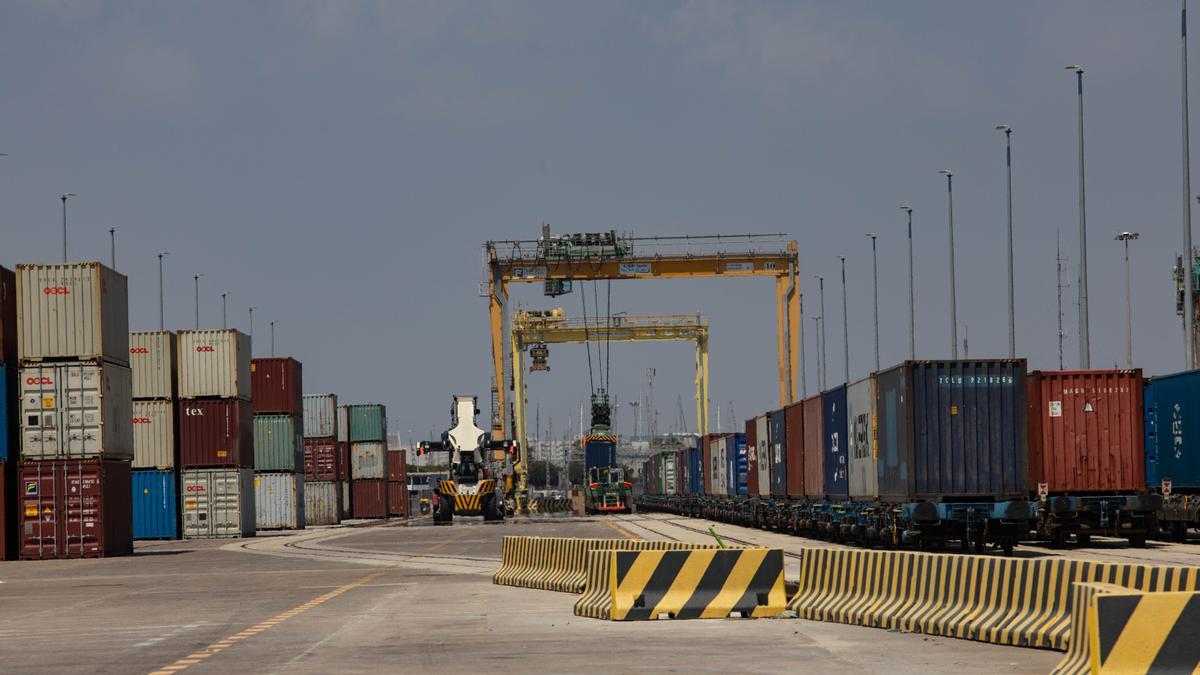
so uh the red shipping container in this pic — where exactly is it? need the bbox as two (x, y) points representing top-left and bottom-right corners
(0, 462), (15, 560)
(303, 438), (338, 480)
(336, 441), (351, 481)
(19, 460), (132, 559)
(178, 399), (253, 468)
(0, 266), (15, 365)
(351, 479), (388, 518)
(250, 357), (303, 416)
(388, 483), (409, 517)
(802, 395), (824, 498)
(1027, 369), (1145, 494)
(387, 449), (407, 483)
(784, 401), (805, 498)
(744, 419), (759, 495)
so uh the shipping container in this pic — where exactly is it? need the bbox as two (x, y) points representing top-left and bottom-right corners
(336, 405), (350, 443)
(732, 433), (748, 496)
(304, 480), (341, 525)
(19, 460), (132, 559)
(875, 360), (1028, 502)
(388, 482), (409, 517)
(0, 461), (15, 560)
(387, 449), (407, 483)
(823, 385), (848, 499)
(784, 402), (804, 498)
(181, 467), (256, 538)
(1145, 369), (1200, 491)
(129, 331), (177, 399)
(0, 365), (12, 462)
(350, 442), (386, 480)
(711, 435), (727, 495)
(254, 472), (305, 530)
(802, 394), (824, 498)
(16, 262), (129, 365)
(20, 360), (134, 461)
(252, 414), (303, 472)
(303, 394), (338, 438)
(686, 446), (701, 494)
(341, 480), (352, 519)
(0, 266), (17, 365)
(701, 434), (715, 495)
(351, 479), (388, 518)
(743, 419), (759, 495)
(336, 441), (351, 481)
(348, 404), (387, 443)
(251, 357), (303, 416)
(846, 376), (877, 500)
(177, 329), (251, 400)
(584, 436), (617, 469)
(303, 438), (338, 480)
(1027, 370), (1145, 494)
(178, 399), (253, 468)
(660, 452), (678, 494)
(131, 469), (178, 540)
(132, 400), (177, 469)
(754, 415), (769, 497)
(768, 409), (787, 497)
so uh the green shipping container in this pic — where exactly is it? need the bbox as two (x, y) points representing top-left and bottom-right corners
(253, 414), (303, 472)
(348, 404), (387, 443)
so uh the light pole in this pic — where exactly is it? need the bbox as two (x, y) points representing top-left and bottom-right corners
(270, 320), (276, 357)
(799, 291), (807, 398)
(157, 252), (168, 330)
(900, 205), (915, 359)
(938, 170), (959, 359)
(1184, 1), (1196, 368)
(221, 292), (229, 329)
(1066, 64), (1091, 368)
(60, 193), (76, 263)
(815, 275), (826, 390)
(812, 316), (823, 391)
(866, 234), (880, 371)
(1116, 232), (1140, 368)
(193, 274), (203, 329)
(839, 256), (849, 383)
(996, 124), (1016, 358)
(109, 227), (117, 269)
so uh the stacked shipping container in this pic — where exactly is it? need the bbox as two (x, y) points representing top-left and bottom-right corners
(129, 331), (180, 539)
(348, 404), (389, 518)
(0, 267), (15, 560)
(387, 449), (409, 518)
(302, 394), (342, 525)
(251, 358), (304, 530)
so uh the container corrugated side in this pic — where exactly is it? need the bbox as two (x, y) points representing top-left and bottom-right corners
(822, 385), (848, 498)
(19, 460), (132, 559)
(846, 375), (877, 500)
(303, 438), (337, 480)
(0, 461), (15, 560)
(351, 479), (388, 518)
(340, 480), (351, 519)
(336, 405), (349, 443)
(1144, 369), (1200, 490)
(388, 483), (409, 517)
(178, 399), (253, 468)
(132, 469), (178, 540)
(20, 361), (134, 461)
(350, 442), (386, 480)
(304, 480), (340, 525)
(253, 414), (302, 472)
(181, 467), (255, 538)
(16, 262), (129, 365)
(254, 472), (305, 530)
(743, 420), (758, 495)
(754, 415), (769, 497)
(768, 409), (787, 497)
(711, 436), (727, 495)
(0, 365), (12, 463)
(784, 402), (804, 498)
(348, 404), (387, 442)
(701, 434), (715, 495)
(733, 433), (748, 495)
(874, 364), (909, 502)
(303, 394), (337, 438)
(250, 357), (303, 416)
(0, 266), (16, 365)
(129, 331), (176, 399)
(177, 329), (251, 400)
(387, 449), (407, 483)
(1027, 370), (1145, 494)
(133, 400), (177, 469)
(802, 394), (824, 498)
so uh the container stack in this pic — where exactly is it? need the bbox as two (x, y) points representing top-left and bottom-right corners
(16, 262), (133, 559)
(386, 448), (409, 518)
(337, 404), (352, 517)
(348, 403), (389, 518)
(178, 329), (255, 538)
(250, 357), (305, 530)
(302, 393), (341, 526)
(0, 266), (16, 560)
(129, 331), (180, 540)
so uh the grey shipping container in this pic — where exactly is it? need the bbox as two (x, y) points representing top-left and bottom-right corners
(132, 399), (177, 469)
(350, 441), (386, 479)
(177, 329), (251, 400)
(768, 409), (787, 497)
(129, 331), (177, 399)
(341, 480), (352, 519)
(875, 360), (1028, 502)
(755, 415), (770, 497)
(846, 375), (877, 500)
(304, 480), (341, 526)
(253, 414), (303, 472)
(303, 394), (338, 438)
(20, 360), (134, 461)
(181, 467), (256, 538)
(254, 472), (305, 530)
(336, 405), (349, 443)
(17, 262), (129, 366)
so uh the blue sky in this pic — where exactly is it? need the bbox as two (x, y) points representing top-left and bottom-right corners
(2, 1), (1196, 442)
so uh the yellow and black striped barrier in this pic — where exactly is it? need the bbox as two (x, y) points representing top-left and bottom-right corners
(789, 548), (1200, 651)
(1051, 583), (1124, 675)
(574, 547), (787, 620)
(1084, 587), (1200, 673)
(527, 498), (572, 515)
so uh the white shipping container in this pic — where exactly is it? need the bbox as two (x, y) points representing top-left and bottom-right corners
(17, 262), (130, 365)
(351, 442), (385, 480)
(133, 399), (176, 469)
(336, 405), (349, 442)
(20, 360), (133, 461)
(756, 415), (770, 497)
(177, 329), (251, 400)
(846, 375), (878, 500)
(255, 472), (305, 530)
(304, 480), (340, 525)
(341, 480), (351, 519)
(182, 468), (256, 538)
(130, 331), (177, 399)
(303, 394), (338, 438)
(712, 436), (728, 495)
(662, 454), (678, 494)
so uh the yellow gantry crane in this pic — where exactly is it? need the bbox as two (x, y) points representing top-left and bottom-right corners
(509, 310), (711, 513)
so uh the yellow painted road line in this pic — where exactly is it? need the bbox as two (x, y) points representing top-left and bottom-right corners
(605, 519), (639, 541)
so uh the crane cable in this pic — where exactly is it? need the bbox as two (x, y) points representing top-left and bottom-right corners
(580, 278), (595, 396)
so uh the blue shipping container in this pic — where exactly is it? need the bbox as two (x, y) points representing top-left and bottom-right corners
(823, 386), (849, 498)
(1145, 369), (1200, 490)
(132, 469), (179, 540)
(686, 447), (701, 494)
(730, 433), (748, 496)
(0, 364), (10, 462)
(584, 437), (617, 470)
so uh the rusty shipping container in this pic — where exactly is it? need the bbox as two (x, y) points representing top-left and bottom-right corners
(132, 399), (177, 469)
(1027, 369), (1145, 494)
(784, 402), (804, 498)
(388, 483), (409, 517)
(16, 262), (129, 366)
(351, 442), (386, 480)
(178, 399), (253, 468)
(303, 438), (338, 480)
(177, 329), (251, 400)
(304, 480), (341, 526)
(387, 449), (407, 483)
(802, 394), (824, 498)
(743, 420), (758, 495)
(701, 434), (715, 495)
(351, 479), (388, 518)
(0, 461), (15, 560)
(251, 357), (303, 416)
(19, 460), (132, 559)
(129, 331), (177, 399)
(303, 394), (338, 438)
(336, 441), (351, 481)
(20, 360), (134, 461)
(0, 266), (16, 365)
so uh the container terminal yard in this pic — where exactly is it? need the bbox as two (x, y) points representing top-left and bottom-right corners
(9, 3), (1200, 674)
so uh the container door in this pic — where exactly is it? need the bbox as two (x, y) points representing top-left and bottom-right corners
(823, 386), (849, 498)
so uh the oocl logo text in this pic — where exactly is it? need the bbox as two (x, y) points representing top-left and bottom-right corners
(196, 345), (215, 352)
(132, 417), (152, 424)
(185, 485), (206, 493)
(42, 287), (70, 295)
(130, 347), (149, 354)
(25, 377), (52, 385)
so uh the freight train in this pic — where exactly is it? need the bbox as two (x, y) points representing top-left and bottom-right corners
(638, 360), (1200, 554)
